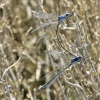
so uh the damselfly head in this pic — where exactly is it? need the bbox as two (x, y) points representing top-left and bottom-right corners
(65, 11), (70, 17)
(77, 55), (83, 61)
(78, 55), (82, 59)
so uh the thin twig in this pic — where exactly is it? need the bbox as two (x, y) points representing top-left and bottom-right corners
(1, 54), (22, 80)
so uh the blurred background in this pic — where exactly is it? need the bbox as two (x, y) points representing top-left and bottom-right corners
(0, 0), (100, 100)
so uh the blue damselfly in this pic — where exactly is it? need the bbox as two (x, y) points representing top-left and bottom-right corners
(38, 55), (82, 91)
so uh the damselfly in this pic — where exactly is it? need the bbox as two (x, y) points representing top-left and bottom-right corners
(38, 55), (82, 91)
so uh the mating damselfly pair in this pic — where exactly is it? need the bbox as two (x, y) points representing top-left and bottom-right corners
(32, 10), (85, 91)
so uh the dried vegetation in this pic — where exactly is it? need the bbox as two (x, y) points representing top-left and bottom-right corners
(0, 0), (100, 100)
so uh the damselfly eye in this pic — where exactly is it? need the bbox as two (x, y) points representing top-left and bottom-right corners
(66, 11), (69, 16)
(79, 55), (82, 59)
(66, 13), (69, 16)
